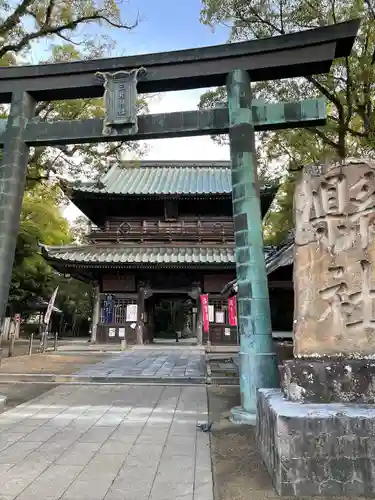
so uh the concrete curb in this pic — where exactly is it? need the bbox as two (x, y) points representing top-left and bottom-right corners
(209, 377), (239, 386)
(0, 373), (206, 385)
(0, 395), (7, 412)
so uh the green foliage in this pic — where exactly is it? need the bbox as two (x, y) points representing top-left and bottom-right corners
(0, 1), (146, 186)
(70, 215), (91, 244)
(52, 277), (92, 336)
(9, 183), (71, 313)
(0, 0), (136, 61)
(200, 0), (375, 241)
(26, 41), (148, 187)
(10, 182), (92, 332)
(263, 170), (298, 245)
(0, 1), (143, 325)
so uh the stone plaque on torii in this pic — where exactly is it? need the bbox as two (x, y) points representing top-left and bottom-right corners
(95, 68), (146, 136)
(0, 20), (359, 430)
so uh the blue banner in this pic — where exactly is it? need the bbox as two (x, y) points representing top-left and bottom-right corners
(103, 294), (114, 324)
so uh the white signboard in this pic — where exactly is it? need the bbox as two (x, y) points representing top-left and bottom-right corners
(109, 328), (116, 337)
(126, 304), (138, 322)
(208, 305), (214, 323)
(224, 328), (231, 336)
(215, 311), (225, 324)
(119, 328), (125, 338)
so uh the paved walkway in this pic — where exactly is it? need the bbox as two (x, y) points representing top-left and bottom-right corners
(76, 348), (205, 380)
(0, 384), (212, 500)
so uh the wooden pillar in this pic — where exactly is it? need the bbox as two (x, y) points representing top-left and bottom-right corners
(136, 285), (145, 345)
(196, 297), (203, 345)
(189, 284), (202, 345)
(145, 294), (155, 344)
(90, 285), (100, 343)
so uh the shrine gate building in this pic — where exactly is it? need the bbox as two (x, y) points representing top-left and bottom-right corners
(41, 161), (276, 345)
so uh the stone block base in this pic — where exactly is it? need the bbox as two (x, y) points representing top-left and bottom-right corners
(257, 388), (375, 497)
(280, 358), (375, 403)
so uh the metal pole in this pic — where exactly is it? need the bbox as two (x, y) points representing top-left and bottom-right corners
(28, 333), (34, 355)
(226, 69), (278, 425)
(40, 325), (48, 353)
(8, 330), (15, 358)
(44, 325), (48, 351)
(0, 91), (36, 320)
(54, 331), (58, 351)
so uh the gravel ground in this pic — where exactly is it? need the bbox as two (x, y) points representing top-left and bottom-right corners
(0, 339), (55, 358)
(0, 353), (107, 374)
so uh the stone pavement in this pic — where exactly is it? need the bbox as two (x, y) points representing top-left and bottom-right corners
(0, 384), (212, 500)
(75, 348), (206, 381)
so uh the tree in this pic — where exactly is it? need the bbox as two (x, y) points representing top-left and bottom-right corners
(9, 182), (71, 314)
(1, 1), (146, 326)
(52, 277), (92, 337)
(10, 181), (92, 335)
(0, 0), (137, 62)
(199, 0), (375, 242)
(70, 215), (92, 244)
(0, 1), (147, 188)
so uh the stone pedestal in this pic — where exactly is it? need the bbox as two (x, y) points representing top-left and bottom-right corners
(280, 358), (375, 403)
(257, 389), (375, 497)
(257, 160), (375, 497)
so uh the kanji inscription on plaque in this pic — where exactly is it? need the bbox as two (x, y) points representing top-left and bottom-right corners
(293, 160), (375, 357)
(96, 68), (146, 136)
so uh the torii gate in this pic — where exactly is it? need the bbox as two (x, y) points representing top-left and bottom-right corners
(0, 19), (359, 423)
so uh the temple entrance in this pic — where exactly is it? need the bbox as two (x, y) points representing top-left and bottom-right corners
(146, 293), (197, 344)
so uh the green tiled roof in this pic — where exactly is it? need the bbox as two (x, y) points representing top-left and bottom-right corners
(42, 244), (235, 266)
(74, 161), (233, 196)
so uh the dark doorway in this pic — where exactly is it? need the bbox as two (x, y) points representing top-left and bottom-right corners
(147, 294), (195, 342)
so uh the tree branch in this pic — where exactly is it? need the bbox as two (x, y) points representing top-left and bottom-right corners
(35, 102), (51, 116)
(235, 5), (283, 35)
(306, 75), (342, 109)
(305, 127), (340, 152)
(279, 0), (285, 35)
(0, 0), (34, 36)
(0, 11), (138, 58)
(329, 0), (338, 24)
(344, 56), (353, 129)
(44, 0), (57, 27)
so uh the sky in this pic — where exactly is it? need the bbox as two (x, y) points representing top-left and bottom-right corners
(34, 0), (232, 221)
(114, 0), (229, 163)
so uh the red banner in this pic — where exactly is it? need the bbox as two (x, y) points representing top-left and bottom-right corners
(200, 294), (209, 333)
(228, 296), (238, 326)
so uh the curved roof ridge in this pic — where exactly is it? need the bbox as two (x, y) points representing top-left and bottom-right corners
(118, 160), (231, 168)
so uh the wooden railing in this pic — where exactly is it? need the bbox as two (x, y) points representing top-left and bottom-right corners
(89, 217), (234, 243)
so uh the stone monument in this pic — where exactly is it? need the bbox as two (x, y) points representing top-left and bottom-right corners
(257, 159), (375, 497)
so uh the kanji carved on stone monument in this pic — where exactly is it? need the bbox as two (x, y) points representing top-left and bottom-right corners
(96, 68), (146, 136)
(294, 159), (375, 357)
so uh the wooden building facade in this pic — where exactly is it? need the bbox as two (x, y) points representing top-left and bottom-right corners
(221, 233), (294, 336)
(41, 161), (276, 345)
